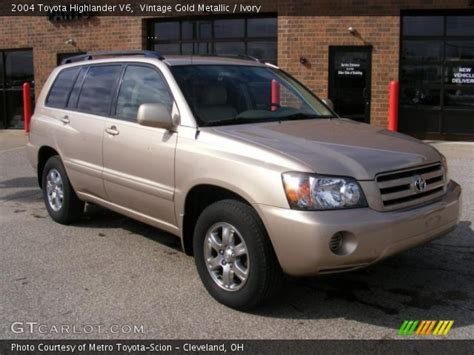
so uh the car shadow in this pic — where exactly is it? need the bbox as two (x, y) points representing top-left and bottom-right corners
(76, 203), (182, 251)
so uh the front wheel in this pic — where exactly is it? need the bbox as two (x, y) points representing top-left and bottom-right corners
(42, 156), (84, 224)
(193, 199), (283, 310)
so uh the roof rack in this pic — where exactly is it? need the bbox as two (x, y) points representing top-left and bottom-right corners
(235, 54), (263, 63)
(61, 50), (163, 65)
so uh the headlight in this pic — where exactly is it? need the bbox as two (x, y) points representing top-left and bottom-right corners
(282, 173), (367, 210)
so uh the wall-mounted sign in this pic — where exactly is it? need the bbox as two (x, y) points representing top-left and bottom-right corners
(48, 11), (93, 22)
(337, 62), (364, 76)
(451, 66), (474, 85)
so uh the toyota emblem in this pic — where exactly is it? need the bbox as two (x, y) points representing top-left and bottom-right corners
(412, 175), (427, 193)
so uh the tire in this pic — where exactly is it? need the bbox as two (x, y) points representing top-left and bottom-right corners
(42, 155), (84, 225)
(193, 199), (283, 310)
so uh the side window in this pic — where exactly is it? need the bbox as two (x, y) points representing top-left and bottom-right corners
(46, 67), (81, 108)
(67, 66), (88, 108)
(77, 65), (122, 116)
(115, 65), (173, 121)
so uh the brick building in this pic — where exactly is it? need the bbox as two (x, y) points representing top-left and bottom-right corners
(0, 0), (473, 140)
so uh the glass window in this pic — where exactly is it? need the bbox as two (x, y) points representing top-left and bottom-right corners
(67, 67), (87, 108)
(77, 65), (122, 116)
(171, 65), (334, 127)
(400, 65), (442, 85)
(248, 18), (277, 38)
(214, 19), (245, 38)
(195, 21), (212, 39)
(148, 17), (277, 63)
(447, 16), (474, 36)
(0, 49), (34, 129)
(402, 16), (443, 36)
(181, 43), (194, 55)
(215, 42), (245, 56)
(444, 88), (474, 107)
(401, 40), (443, 61)
(4, 50), (34, 88)
(446, 41), (474, 61)
(154, 43), (180, 55)
(115, 65), (173, 121)
(46, 67), (81, 108)
(182, 21), (194, 40)
(153, 22), (180, 41)
(400, 88), (441, 107)
(248, 41), (277, 63)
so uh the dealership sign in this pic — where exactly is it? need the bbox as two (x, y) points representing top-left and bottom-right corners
(451, 66), (474, 84)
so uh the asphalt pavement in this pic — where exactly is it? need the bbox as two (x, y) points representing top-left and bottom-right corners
(0, 130), (473, 339)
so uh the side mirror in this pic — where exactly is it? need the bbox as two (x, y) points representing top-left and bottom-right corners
(137, 103), (177, 130)
(322, 98), (334, 110)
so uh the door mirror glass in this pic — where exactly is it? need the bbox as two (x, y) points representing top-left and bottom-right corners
(137, 103), (176, 130)
(322, 98), (334, 110)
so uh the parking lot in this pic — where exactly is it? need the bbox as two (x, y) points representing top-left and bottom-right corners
(0, 130), (473, 339)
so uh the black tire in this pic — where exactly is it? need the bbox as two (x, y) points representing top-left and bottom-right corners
(42, 156), (84, 224)
(193, 199), (283, 310)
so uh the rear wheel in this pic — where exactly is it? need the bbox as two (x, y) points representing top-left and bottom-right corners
(193, 199), (283, 310)
(42, 156), (84, 224)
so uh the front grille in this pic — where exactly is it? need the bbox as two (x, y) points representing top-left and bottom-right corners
(376, 163), (446, 210)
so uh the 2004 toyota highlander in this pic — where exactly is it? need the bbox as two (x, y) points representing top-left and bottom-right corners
(26, 51), (461, 310)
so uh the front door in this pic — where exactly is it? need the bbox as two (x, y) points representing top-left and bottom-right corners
(329, 46), (372, 123)
(102, 64), (177, 228)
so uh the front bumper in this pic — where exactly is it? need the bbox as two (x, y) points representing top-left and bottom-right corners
(255, 180), (461, 276)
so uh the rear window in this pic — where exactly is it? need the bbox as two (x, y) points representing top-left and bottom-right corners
(46, 67), (81, 108)
(77, 65), (122, 116)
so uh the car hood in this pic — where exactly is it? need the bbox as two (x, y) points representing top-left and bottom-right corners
(210, 119), (441, 180)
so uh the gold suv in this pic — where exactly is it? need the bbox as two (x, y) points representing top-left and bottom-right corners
(27, 51), (461, 310)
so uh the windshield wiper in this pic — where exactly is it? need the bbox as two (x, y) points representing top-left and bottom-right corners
(277, 112), (329, 120)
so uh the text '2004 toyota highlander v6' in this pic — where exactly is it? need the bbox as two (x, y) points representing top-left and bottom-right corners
(26, 51), (461, 310)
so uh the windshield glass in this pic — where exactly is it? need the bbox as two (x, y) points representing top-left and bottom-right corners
(171, 65), (336, 127)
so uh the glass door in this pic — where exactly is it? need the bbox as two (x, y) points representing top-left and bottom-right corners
(328, 46), (372, 123)
(0, 49), (34, 129)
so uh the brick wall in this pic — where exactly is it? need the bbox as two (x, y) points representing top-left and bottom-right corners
(277, 16), (400, 128)
(0, 0), (470, 128)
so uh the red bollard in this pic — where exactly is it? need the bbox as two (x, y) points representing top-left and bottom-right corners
(271, 79), (280, 112)
(23, 82), (32, 133)
(388, 80), (399, 132)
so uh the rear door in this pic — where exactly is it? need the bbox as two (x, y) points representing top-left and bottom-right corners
(54, 64), (122, 199)
(102, 64), (178, 228)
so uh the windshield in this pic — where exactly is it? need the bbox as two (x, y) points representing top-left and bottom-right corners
(171, 65), (336, 127)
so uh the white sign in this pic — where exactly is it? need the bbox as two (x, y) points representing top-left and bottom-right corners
(337, 63), (363, 76)
(452, 67), (474, 84)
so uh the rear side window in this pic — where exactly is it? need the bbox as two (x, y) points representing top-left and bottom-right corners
(115, 65), (173, 121)
(77, 65), (122, 116)
(46, 67), (81, 108)
(66, 66), (88, 108)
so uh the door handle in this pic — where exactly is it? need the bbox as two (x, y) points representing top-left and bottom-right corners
(60, 115), (70, 124)
(105, 125), (120, 136)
